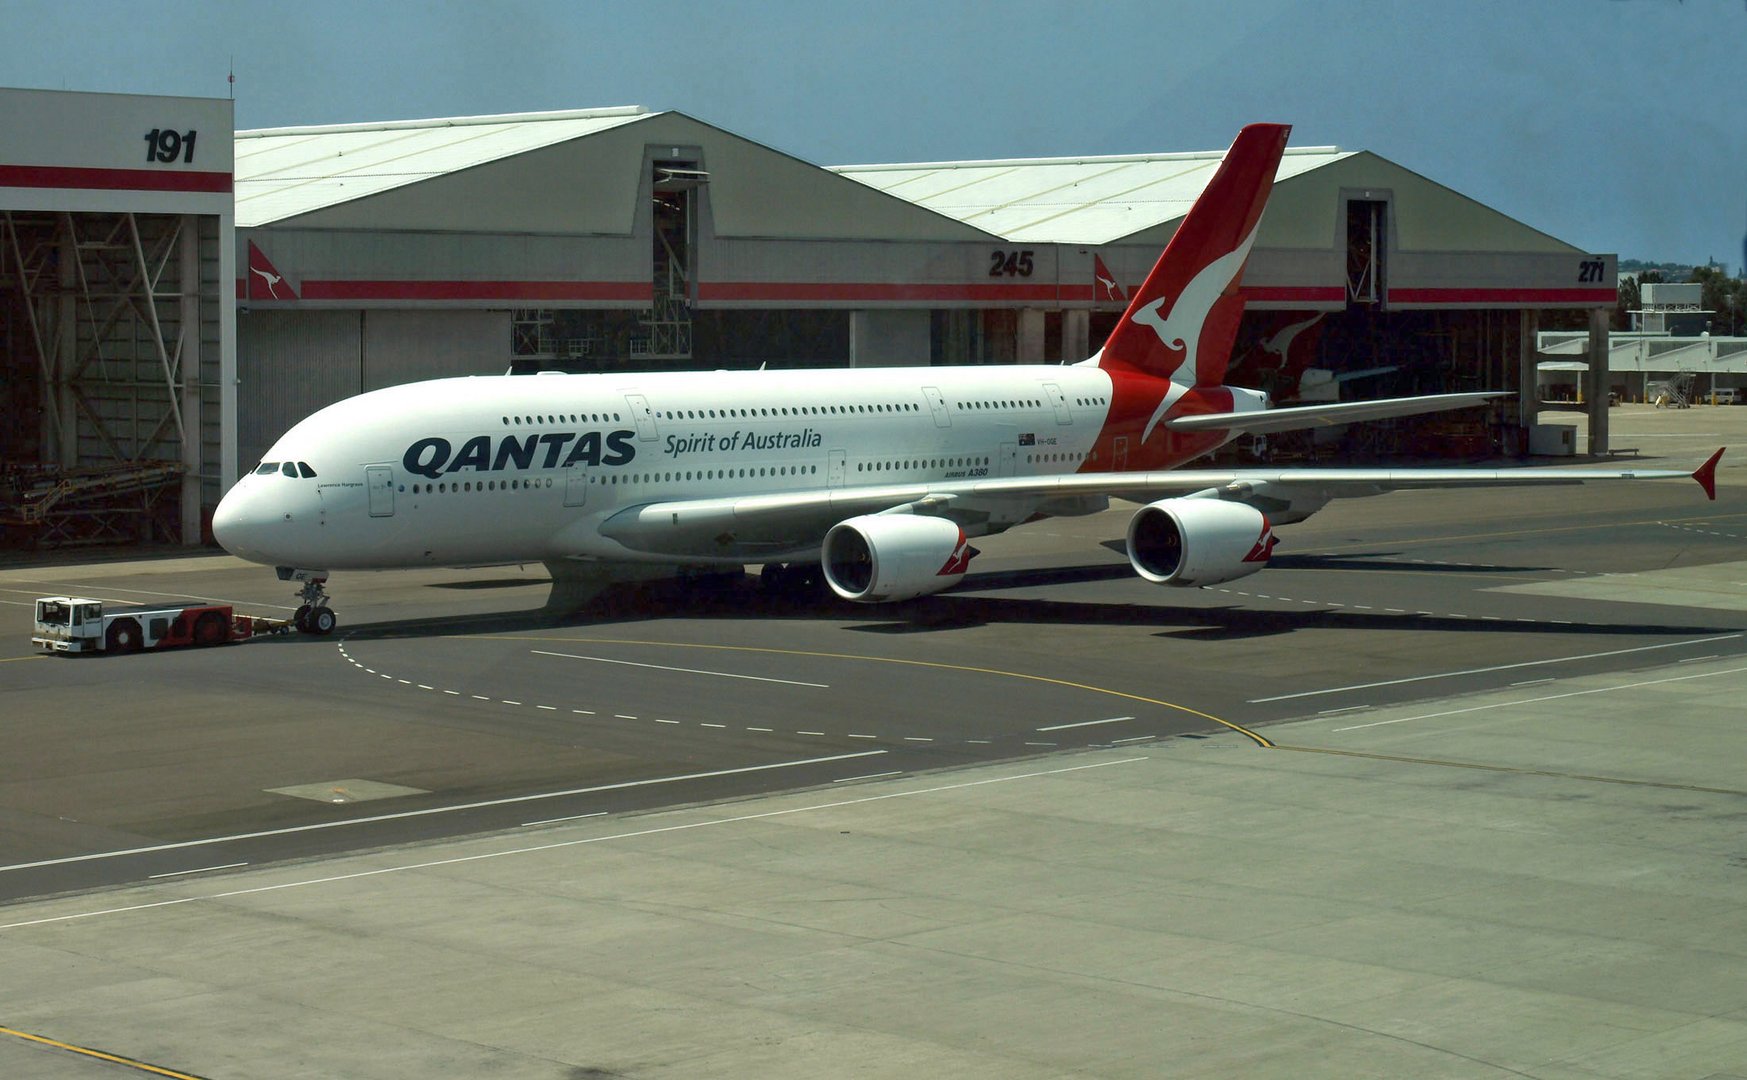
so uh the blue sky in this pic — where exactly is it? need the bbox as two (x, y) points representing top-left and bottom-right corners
(9, 0), (1743, 269)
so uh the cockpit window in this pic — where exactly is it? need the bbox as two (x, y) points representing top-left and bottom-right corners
(255, 462), (279, 475)
(280, 462), (298, 477)
(297, 461), (317, 478)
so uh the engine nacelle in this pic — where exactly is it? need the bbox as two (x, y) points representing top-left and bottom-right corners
(821, 515), (975, 602)
(1126, 498), (1276, 587)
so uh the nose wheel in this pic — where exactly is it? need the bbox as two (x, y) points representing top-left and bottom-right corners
(290, 575), (338, 636)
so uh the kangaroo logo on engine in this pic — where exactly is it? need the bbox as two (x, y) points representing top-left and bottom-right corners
(403, 430), (636, 479)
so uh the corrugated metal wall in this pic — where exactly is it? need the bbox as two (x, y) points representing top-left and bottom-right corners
(237, 310), (361, 468)
(361, 310), (511, 389)
(237, 309), (509, 467)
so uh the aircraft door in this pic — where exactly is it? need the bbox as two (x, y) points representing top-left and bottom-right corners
(1043, 382), (1072, 424)
(623, 392), (658, 441)
(998, 443), (1017, 477)
(922, 386), (951, 428)
(564, 467), (590, 507)
(366, 465), (395, 517)
(827, 450), (846, 488)
(1112, 436), (1129, 471)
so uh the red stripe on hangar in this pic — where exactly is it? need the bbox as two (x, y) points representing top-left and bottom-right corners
(0, 164), (232, 193)
(256, 280), (655, 302)
(699, 282), (1065, 302)
(1390, 287), (1617, 305)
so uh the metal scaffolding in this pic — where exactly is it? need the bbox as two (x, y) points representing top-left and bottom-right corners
(0, 210), (208, 547)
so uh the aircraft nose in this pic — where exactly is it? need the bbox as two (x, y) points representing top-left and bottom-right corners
(213, 482), (282, 564)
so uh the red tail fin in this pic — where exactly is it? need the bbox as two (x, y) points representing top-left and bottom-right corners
(1097, 123), (1290, 386)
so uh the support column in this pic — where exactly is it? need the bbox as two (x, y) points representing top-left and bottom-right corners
(55, 223), (77, 467)
(1585, 307), (1608, 456)
(1518, 310), (1537, 457)
(1063, 309), (1090, 363)
(180, 215), (203, 545)
(1017, 308), (1046, 364)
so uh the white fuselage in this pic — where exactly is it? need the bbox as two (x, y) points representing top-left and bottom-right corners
(215, 364), (1132, 571)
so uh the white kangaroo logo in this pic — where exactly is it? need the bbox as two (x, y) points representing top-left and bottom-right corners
(1138, 224), (1259, 442)
(250, 265), (286, 299)
(1097, 272), (1122, 301)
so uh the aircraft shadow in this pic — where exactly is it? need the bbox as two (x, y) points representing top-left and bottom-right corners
(309, 565), (1734, 646)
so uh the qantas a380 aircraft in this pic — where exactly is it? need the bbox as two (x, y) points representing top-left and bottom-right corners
(213, 123), (1722, 635)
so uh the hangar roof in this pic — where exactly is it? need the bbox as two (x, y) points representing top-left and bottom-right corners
(829, 146), (1351, 245)
(234, 107), (650, 228)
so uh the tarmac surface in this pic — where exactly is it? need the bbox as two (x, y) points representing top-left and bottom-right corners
(1, 404), (1745, 1078)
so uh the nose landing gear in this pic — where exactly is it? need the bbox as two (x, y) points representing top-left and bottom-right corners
(278, 567), (337, 636)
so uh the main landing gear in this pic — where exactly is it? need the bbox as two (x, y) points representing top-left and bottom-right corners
(278, 567), (338, 636)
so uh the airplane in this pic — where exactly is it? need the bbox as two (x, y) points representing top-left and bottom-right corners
(213, 123), (1723, 636)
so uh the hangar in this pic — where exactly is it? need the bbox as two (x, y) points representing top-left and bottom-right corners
(0, 88), (234, 547)
(234, 106), (1617, 471)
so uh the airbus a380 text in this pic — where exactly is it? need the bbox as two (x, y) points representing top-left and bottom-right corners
(214, 124), (1721, 635)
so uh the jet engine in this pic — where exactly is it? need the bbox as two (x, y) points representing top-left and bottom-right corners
(1126, 498), (1275, 587)
(821, 515), (976, 602)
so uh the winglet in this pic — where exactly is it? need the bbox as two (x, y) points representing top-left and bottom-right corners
(1694, 447), (1724, 501)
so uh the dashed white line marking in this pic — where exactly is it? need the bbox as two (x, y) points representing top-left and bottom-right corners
(443, 690), (459, 696)
(572, 709), (594, 715)
(532, 649), (829, 688)
(417, 684), (434, 690)
(1332, 664), (1747, 732)
(700, 722), (726, 729)
(1112, 735), (1157, 745)
(1250, 634), (1743, 703)
(502, 699), (522, 706)
(1510, 678), (1554, 687)
(833, 771), (903, 783)
(522, 811), (607, 827)
(0, 750), (892, 879)
(472, 695), (491, 701)
(535, 705), (557, 711)
(148, 862), (248, 879)
(746, 727), (773, 733)
(903, 737), (934, 743)
(1678, 654), (1720, 664)
(798, 730), (825, 736)
(1036, 716), (1133, 732)
(652, 718), (678, 725)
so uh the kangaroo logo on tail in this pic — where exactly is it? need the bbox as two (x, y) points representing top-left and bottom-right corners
(1093, 123), (1290, 440)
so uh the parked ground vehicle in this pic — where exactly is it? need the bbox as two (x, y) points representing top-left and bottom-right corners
(31, 597), (286, 654)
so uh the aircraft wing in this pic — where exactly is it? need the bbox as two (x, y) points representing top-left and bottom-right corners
(1164, 392), (1503, 436)
(595, 449), (1722, 560)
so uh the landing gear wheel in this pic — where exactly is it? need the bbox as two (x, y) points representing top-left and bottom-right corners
(308, 607), (338, 636)
(293, 604), (311, 633)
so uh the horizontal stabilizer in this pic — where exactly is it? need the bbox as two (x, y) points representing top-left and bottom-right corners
(1165, 392), (1504, 436)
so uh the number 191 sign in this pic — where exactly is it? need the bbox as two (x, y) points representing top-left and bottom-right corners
(143, 128), (198, 165)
